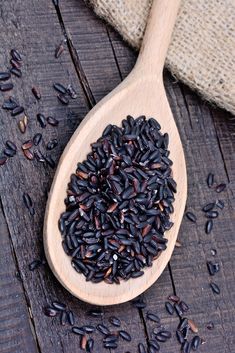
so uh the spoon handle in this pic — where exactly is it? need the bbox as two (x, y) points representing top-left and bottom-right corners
(135, 0), (181, 76)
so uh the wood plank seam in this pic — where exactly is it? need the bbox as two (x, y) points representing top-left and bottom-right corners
(0, 199), (42, 353)
(211, 112), (230, 183)
(167, 263), (177, 295)
(53, 1), (96, 109)
(180, 84), (194, 130)
(106, 26), (123, 81)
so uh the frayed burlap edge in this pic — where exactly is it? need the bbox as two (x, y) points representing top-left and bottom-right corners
(84, 0), (235, 116)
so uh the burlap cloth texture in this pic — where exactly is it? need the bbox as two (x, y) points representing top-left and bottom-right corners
(84, 0), (235, 115)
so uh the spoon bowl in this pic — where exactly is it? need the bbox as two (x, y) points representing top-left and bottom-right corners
(44, 0), (187, 305)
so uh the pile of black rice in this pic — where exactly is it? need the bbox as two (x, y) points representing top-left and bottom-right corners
(59, 115), (176, 284)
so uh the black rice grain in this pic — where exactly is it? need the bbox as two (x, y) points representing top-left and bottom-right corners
(34, 149), (46, 163)
(55, 41), (64, 58)
(37, 113), (47, 128)
(165, 301), (174, 315)
(53, 82), (67, 94)
(179, 301), (189, 313)
(174, 303), (183, 317)
(52, 301), (66, 311)
(67, 310), (74, 325)
(57, 94), (69, 105)
(6, 140), (17, 152)
(45, 155), (56, 169)
(205, 220), (213, 234)
(205, 210), (218, 219)
(146, 312), (160, 323)
(185, 211), (197, 223)
(32, 86), (41, 100)
(72, 327), (85, 335)
(86, 338), (94, 352)
(10, 67), (22, 78)
(60, 311), (67, 325)
(176, 330), (185, 344)
(216, 199), (224, 209)
(10, 49), (22, 62)
(67, 84), (77, 99)
(10, 59), (21, 69)
(0, 83), (13, 91)
(206, 321), (214, 330)
(28, 259), (41, 271)
(216, 183), (226, 193)
(11, 106), (24, 116)
(2, 99), (17, 110)
(132, 299), (147, 309)
(4, 148), (16, 157)
(207, 173), (214, 188)
(154, 333), (168, 342)
(103, 335), (118, 344)
(138, 343), (147, 353)
(0, 72), (11, 81)
(158, 330), (171, 339)
(119, 330), (131, 341)
(96, 324), (109, 335)
(109, 316), (121, 327)
(47, 139), (58, 150)
(47, 116), (59, 126)
(178, 318), (189, 331)
(44, 306), (58, 317)
(210, 282), (220, 294)
(182, 340), (190, 353)
(103, 342), (118, 349)
(191, 336), (201, 351)
(207, 261), (220, 276)
(202, 203), (215, 212)
(87, 309), (103, 317)
(148, 339), (160, 351)
(168, 294), (180, 302)
(33, 133), (42, 146)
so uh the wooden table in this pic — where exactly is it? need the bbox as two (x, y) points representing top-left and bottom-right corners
(0, 1), (234, 352)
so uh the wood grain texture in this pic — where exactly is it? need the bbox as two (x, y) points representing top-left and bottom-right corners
(0, 0), (234, 352)
(164, 77), (235, 353)
(0, 204), (39, 353)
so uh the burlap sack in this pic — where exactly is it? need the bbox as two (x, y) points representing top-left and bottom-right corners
(84, 0), (235, 115)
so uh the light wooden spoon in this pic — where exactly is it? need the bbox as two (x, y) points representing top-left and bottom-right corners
(44, 0), (186, 305)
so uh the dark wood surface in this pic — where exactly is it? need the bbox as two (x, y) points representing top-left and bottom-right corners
(0, 1), (234, 352)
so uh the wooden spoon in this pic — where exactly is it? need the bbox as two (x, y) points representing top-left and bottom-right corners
(44, 0), (186, 305)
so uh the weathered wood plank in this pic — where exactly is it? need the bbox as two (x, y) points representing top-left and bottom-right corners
(0, 203), (39, 353)
(163, 77), (235, 353)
